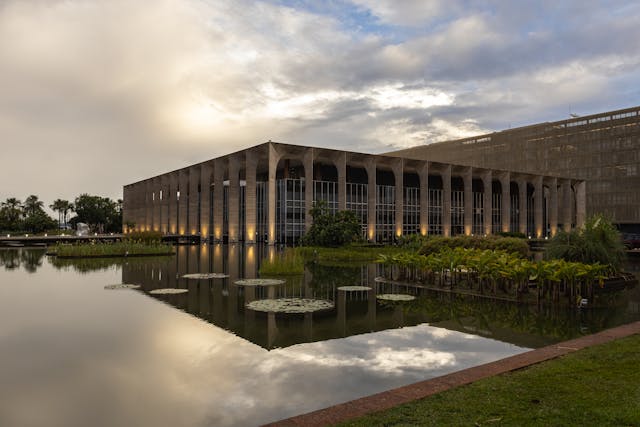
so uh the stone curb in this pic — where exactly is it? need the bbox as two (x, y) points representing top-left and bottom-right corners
(265, 320), (640, 427)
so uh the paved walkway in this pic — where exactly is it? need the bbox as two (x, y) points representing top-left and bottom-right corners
(266, 320), (640, 427)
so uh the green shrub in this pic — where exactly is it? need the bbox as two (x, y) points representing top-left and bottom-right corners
(545, 214), (626, 271)
(418, 235), (530, 258)
(497, 231), (527, 239)
(300, 201), (361, 247)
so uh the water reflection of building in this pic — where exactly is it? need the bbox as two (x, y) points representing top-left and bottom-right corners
(123, 142), (585, 244)
(121, 246), (640, 350)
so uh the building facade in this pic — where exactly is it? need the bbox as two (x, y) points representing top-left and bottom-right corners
(123, 142), (585, 243)
(389, 106), (640, 233)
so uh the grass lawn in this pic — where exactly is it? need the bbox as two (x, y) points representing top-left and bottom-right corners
(341, 334), (640, 427)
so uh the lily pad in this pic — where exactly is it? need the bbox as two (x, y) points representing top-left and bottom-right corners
(182, 273), (229, 279)
(234, 278), (285, 287)
(374, 276), (388, 283)
(337, 286), (372, 291)
(376, 293), (416, 302)
(104, 284), (141, 290)
(246, 298), (334, 314)
(149, 288), (189, 295)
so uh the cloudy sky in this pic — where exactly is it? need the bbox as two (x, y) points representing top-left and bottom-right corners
(1, 0), (639, 207)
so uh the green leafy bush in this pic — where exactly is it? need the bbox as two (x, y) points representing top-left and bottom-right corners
(545, 214), (626, 271)
(418, 235), (530, 258)
(300, 201), (361, 247)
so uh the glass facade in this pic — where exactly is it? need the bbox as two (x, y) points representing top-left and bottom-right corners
(403, 187), (420, 235)
(313, 180), (338, 213)
(376, 185), (395, 242)
(451, 190), (464, 236)
(428, 189), (442, 235)
(472, 191), (483, 235)
(492, 192), (502, 234)
(276, 179), (305, 244)
(346, 182), (368, 238)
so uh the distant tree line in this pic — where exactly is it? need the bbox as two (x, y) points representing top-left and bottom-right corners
(0, 194), (122, 234)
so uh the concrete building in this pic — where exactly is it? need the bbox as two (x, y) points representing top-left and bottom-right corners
(123, 142), (585, 243)
(389, 106), (640, 233)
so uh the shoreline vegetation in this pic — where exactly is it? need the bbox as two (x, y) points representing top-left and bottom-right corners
(341, 334), (640, 427)
(50, 231), (174, 258)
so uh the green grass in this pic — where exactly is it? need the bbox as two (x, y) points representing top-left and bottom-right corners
(53, 242), (174, 258)
(341, 334), (640, 427)
(295, 245), (405, 265)
(259, 248), (305, 275)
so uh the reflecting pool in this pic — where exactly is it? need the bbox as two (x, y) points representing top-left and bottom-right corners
(1, 246), (639, 427)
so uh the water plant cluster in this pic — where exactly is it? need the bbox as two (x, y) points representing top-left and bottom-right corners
(417, 234), (530, 258)
(54, 241), (174, 258)
(377, 247), (614, 304)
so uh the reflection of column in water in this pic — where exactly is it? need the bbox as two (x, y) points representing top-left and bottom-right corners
(267, 311), (278, 349)
(199, 278), (210, 317)
(367, 288), (376, 332)
(243, 286), (256, 330)
(227, 244), (239, 328)
(303, 268), (313, 298)
(168, 248), (178, 289)
(245, 245), (256, 279)
(199, 244), (209, 273)
(337, 290), (346, 337)
(178, 246), (189, 288)
(367, 264), (379, 331)
(392, 304), (404, 327)
(213, 244), (223, 274)
(187, 279), (198, 314)
(304, 312), (313, 341)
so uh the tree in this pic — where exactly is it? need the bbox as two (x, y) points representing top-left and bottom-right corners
(72, 194), (122, 233)
(23, 195), (44, 217)
(301, 200), (361, 247)
(50, 199), (74, 228)
(0, 198), (23, 231)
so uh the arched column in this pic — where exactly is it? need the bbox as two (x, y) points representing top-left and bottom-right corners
(303, 148), (314, 232)
(418, 162), (429, 236)
(561, 179), (572, 232)
(245, 151), (257, 243)
(534, 175), (544, 238)
(549, 177), (558, 237)
(482, 170), (492, 235)
(228, 156), (239, 243)
(152, 177), (161, 232)
(199, 162), (212, 238)
(365, 158), (376, 241)
(145, 180), (153, 231)
(442, 165), (451, 237)
(392, 158), (403, 238)
(178, 169), (189, 235)
(213, 159), (224, 242)
(499, 172), (510, 232)
(463, 167), (472, 235)
(267, 143), (281, 244)
(168, 172), (178, 234)
(575, 181), (586, 229)
(518, 177), (527, 235)
(188, 166), (200, 236)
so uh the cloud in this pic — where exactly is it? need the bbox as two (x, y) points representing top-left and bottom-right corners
(0, 0), (639, 207)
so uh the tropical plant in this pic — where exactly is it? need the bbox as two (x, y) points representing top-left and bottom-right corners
(545, 214), (626, 271)
(300, 200), (361, 247)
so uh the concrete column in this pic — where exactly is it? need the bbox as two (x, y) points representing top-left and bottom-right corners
(419, 162), (429, 236)
(561, 179), (572, 232)
(549, 177), (558, 237)
(482, 171), (492, 235)
(152, 177), (161, 232)
(188, 166), (200, 236)
(228, 156), (239, 243)
(245, 151), (257, 243)
(303, 148), (314, 232)
(392, 159), (404, 238)
(199, 162), (212, 238)
(442, 165), (451, 237)
(213, 159), (224, 242)
(335, 152), (347, 211)
(178, 169), (189, 235)
(518, 177), (527, 236)
(168, 172), (178, 234)
(268, 143), (280, 244)
(365, 158), (376, 242)
(575, 181), (586, 229)
(534, 175), (544, 238)
(144, 180), (151, 231)
(463, 167), (472, 235)
(159, 176), (167, 233)
(122, 186), (131, 233)
(500, 172), (510, 233)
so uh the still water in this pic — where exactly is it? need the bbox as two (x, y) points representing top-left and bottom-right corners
(1, 246), (639, 427)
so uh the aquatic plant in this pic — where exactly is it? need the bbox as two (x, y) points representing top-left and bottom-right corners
(245, 298), (334, 313)
(104, 283), (140, 290)
(149, 288), (188, 295)
(182, 273), (229, 279)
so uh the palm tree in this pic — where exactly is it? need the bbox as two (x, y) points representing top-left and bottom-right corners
(1, 198), (23, 224)
(49, 199), (73, 228)
(23, 195), (44, 216)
